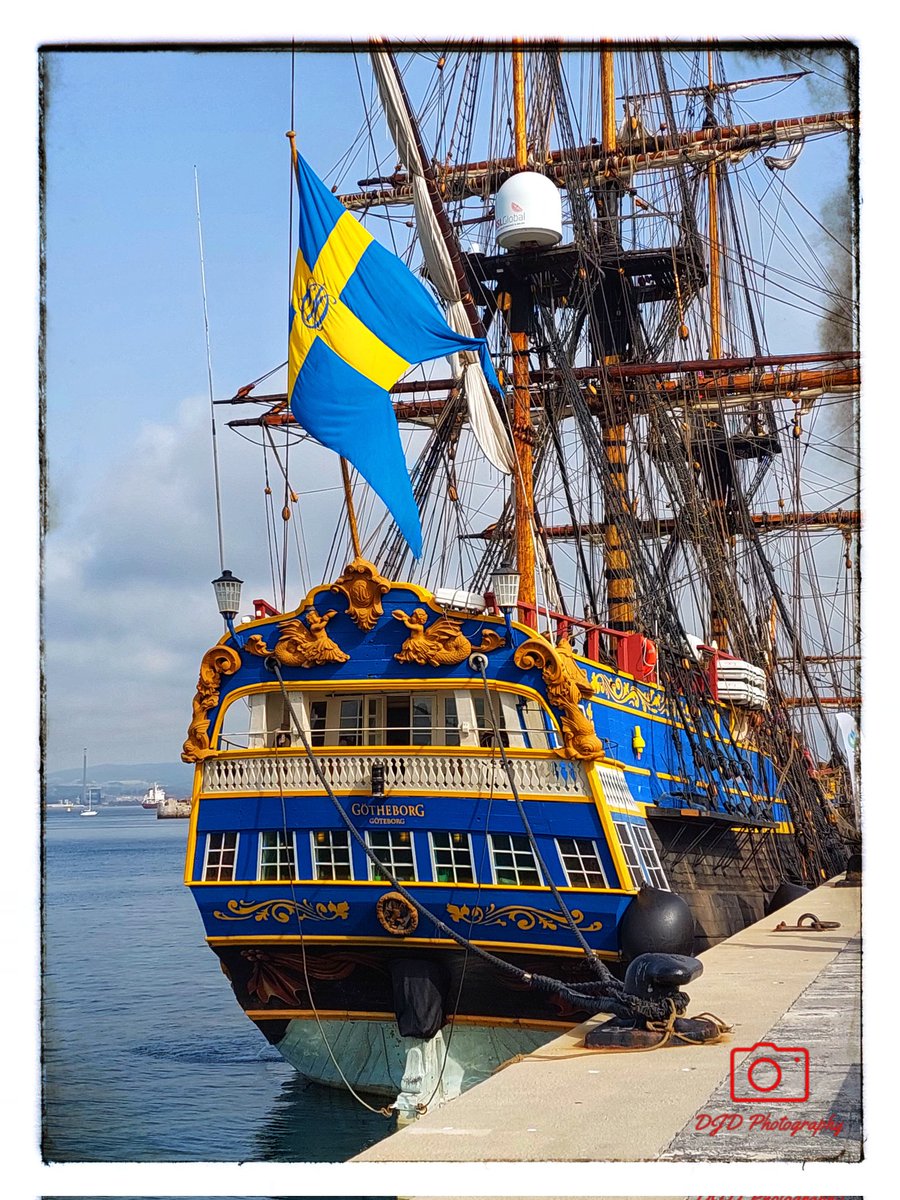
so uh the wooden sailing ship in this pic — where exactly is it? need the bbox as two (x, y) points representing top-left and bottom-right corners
(182, 41), (858, 1115)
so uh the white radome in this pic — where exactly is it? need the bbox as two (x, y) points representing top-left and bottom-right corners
(495, 171), (563, 250)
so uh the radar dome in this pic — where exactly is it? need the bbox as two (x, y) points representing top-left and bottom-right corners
(495, 172), (563, 250)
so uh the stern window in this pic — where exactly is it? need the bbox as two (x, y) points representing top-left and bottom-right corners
(556, 837), (610, 889)
(366, 830), (417, 882)
(489, 833), (542, 886)
(430, 831), (475, 883)
(614, 819), (669, 890)
(312, 830), (353, 880)
(258, 830), (297, 881)
(203, 831), (239, 881)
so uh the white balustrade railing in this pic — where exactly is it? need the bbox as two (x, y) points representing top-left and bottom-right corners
(200, 752), (587, 798)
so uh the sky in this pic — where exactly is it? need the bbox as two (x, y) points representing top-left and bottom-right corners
(8, 7), (896, 1200)
(36, 39), (863, 775)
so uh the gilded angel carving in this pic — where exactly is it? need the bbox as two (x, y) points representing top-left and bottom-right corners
(244, 608), (349, 667)
(392, 607), (505, 666)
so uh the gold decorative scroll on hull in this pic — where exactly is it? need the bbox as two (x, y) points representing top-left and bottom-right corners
(513, 636), (606, 761)
(182, 644), (242, 762)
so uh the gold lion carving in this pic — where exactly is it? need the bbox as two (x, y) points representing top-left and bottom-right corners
(392, 607), (505, 666)
(331, 558), (392, 631)
(182, 644), (242, 762)
(243, 608), (349, 667)
(514, 635), (606, 761)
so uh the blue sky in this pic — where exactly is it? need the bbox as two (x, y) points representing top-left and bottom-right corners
(36, 41), (864, 773)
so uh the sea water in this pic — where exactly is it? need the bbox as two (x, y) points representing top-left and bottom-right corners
(42, 808), (392, 1161)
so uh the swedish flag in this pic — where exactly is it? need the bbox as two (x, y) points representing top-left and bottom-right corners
(288, 152), (501, 558)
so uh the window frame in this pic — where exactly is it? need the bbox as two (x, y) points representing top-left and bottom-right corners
(429, 831), (476, 884)
(365, 829), (418, 883)
(202, 831), (240, 881)
(488, 832), (543, 887)
(555, 836), (611, 890)
(309, 829), (354, 881)
(613, 818), (670, 890)
(257, 829), (298, 881)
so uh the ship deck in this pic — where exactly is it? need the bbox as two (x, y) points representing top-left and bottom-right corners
(354, 876), (861, 1163)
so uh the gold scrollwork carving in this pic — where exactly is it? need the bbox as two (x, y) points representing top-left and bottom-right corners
(213, 898), (350, 923)
(590, 670), (668, 716)
(514, 635), (606, 760)
(244, 608), (349, 667)
(182, 644), (242, 763)
(331, 557), (392, 631)
(445, 902), (603, 933)
(392, 607), (505, 666)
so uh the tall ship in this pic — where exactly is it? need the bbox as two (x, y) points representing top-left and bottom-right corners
(182, 41), (859, 1116)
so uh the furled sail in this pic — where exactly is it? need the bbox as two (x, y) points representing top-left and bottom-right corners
(371, 50), (517, 476)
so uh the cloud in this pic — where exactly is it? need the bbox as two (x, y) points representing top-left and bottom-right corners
(43, 393), (344, 770)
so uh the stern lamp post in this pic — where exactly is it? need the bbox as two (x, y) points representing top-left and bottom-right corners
(491, 559), (520, 639)
(212, 569), (243, 636)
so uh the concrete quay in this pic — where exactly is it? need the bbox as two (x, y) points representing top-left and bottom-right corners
(355, 878), (861, 1162)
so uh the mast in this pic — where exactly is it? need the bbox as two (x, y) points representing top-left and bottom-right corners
(599, 44), (636, 636)
(509, 43), (537, 622)
(704, 49), (731, 653)
(81, 748), (87, 808)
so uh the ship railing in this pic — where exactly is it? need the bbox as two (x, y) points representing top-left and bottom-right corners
(199, 749), (589, 798)
(507, 599), (658, 685)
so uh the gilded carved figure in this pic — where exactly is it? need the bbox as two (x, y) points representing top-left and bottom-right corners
(514, 634), (606, 760)
(244, 608), (349, 667)
(392, 607), (505, 666)
(331, 557), (392, 631)
(182, 644), (242, 762)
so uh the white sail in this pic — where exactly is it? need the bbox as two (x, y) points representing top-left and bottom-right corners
(370, 49), (517, 476)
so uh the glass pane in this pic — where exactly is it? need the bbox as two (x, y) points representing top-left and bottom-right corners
(310, 700), (327, 746)
(339, 698), (363, 746)
(385, 695), (411, 745)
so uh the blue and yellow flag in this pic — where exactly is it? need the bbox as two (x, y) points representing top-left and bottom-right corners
(288, 152), (502, 558)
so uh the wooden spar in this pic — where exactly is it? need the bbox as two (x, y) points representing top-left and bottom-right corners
(340, 458), (363, 558)
(464, 509), (861, 541)
(287, 128), (364, 560)
(339, 111), (856, 209)
(599, 44), (635, 634)
(601, 43), (616, 153)
(227, 364), (859, 428)
(510, 42), (537, 624)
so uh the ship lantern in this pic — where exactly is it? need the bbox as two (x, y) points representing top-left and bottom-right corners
(632, 724), (646, 759)
(212, 569), (243, 621)
(495, 172), (563, 250)
(491, 559), (520, 611)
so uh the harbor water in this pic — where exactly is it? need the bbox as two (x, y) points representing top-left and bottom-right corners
(42, 807), (393, 1161)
